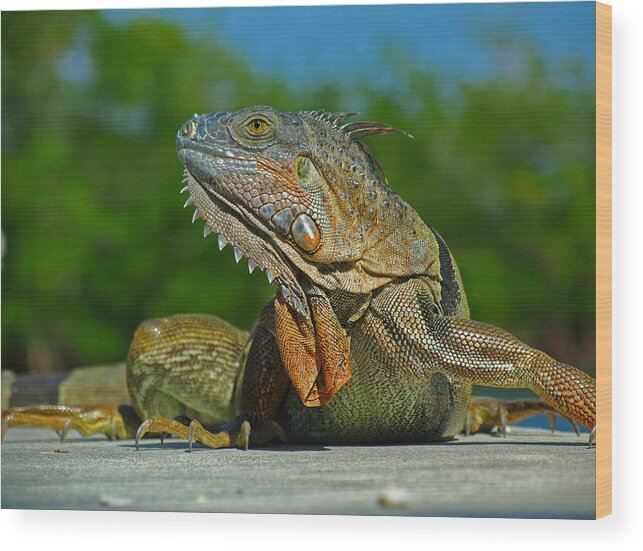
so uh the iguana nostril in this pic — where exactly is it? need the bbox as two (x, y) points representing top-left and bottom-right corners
(291, 213), (320, 252)
(181, 120), (195, 138)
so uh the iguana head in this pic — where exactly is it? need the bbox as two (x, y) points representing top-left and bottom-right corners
(176, 105), (431, 406)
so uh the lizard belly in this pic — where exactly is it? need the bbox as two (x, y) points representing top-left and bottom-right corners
(283, 318), (472, 445)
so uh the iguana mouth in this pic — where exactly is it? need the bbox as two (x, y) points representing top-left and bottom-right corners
(179, 167), (308, 317)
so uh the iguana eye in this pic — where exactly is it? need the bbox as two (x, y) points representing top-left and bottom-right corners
(247, 118), (268, 135)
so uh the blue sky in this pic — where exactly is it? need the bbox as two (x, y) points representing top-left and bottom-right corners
(103, 2), (596, 89)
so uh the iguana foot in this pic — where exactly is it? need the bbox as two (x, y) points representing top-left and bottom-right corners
(188, 419), (251, 451)
(135, 417), (248, 450)
(1, 405), (139, 441)
(134, 416), (285, 450)
(465, 397), (581, 437)
(465, 398), (507, 436)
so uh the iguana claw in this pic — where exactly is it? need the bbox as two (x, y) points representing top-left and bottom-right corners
(588, 427), (596, 448)
(497, 405), (508, 437)
(548, 412), (580, 436)
(54, 417), (72, 443)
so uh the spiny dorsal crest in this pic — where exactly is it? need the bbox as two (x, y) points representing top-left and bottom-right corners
(304, 110), (413, 183)
(304, 110), (413, 142)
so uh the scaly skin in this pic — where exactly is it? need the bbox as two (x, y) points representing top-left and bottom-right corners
(2, 106), (595, 448)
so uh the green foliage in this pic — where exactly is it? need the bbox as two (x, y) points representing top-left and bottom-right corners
(1, 11), (595, 375)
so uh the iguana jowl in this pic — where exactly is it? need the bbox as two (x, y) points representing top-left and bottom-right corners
(2, 106), (596, 447)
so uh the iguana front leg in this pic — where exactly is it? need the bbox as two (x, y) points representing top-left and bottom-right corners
(426, 315), (595, 436)
(372, 279), (595, 444)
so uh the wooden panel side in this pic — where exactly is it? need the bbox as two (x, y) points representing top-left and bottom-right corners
(595, 1), (612, 520)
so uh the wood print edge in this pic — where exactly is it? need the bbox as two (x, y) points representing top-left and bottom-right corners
(595, 0), (612, 520)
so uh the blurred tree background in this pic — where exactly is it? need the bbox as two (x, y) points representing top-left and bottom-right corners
(1, 8), (595, 378)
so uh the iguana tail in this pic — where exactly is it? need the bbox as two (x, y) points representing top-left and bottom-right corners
(2, 364), (131, 410)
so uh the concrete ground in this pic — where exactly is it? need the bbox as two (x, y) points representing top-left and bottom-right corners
(1, 427), (595, 518)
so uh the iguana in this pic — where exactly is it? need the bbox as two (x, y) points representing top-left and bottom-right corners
(2, 106), (595, 448)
